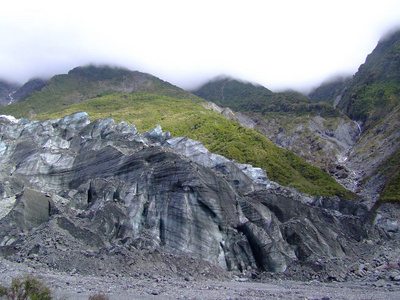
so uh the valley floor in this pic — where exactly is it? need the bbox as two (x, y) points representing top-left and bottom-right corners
(1, 257), (400, 300)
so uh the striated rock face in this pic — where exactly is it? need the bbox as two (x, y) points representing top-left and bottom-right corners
(0, 112), (392, 276)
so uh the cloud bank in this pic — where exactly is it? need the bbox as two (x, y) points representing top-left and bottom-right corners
(1, 0), (400, 92)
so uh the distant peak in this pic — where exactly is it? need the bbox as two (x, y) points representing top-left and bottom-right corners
(208, 74), (264, 87)
(67, 64), (135, 80)
(379, 26), (400, 43)
(192, 75), (269, 95)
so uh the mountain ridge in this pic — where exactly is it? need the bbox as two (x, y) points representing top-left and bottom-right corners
(194, 29), (400, 204)
(0, 65), (198, 118)
(0, 112), (396, 282)
(0, 32), (399, 291)
(309, 29), (400, 203)
(0, 65), (353, 199)
(1, 29), (399, 203)
(193, 78), (360, 194)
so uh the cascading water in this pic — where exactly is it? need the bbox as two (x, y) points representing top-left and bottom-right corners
(7, 91), (16, 105)
(355, 121), (362, 136)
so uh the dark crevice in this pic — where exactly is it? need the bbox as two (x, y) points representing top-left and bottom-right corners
(237, 223), (263, 270)
(198, 200), (217, 219)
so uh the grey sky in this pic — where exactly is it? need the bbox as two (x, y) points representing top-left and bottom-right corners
(1, 0), (400, 92)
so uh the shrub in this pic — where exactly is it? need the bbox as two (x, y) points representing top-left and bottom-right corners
(0, 275), (52, 300)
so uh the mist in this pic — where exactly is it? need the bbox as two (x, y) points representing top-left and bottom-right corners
(1, 0), (400, 92)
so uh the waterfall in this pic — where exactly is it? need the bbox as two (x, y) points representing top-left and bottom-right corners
(355, 121), (362, 136)
(7, 91), (16, 105)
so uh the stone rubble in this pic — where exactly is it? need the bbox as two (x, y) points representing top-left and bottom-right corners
(0, 112), (399, 298)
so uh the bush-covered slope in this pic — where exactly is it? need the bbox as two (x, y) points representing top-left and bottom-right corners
(341, 30), (400, 203)
(193, 77), (357, 180)
(0, 66), (354, 198)
(10, 78), (49, 104)
(308, 76), (351, 104)
(308, 29), (400, 203)
(0, 65), (196, 118)
(378, 147), (400, 203)
(337, 30), (400, 129)
(193, 78), (340, 118)
(36, 92), (353, 198)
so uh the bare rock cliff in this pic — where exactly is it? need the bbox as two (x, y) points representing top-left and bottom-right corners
(0, 112), (397, 279)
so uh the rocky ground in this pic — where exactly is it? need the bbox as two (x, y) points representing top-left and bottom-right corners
(1, 113), (400, 299)
(2, 203), (399, 300)
(1, 255), (400, 300)
(2, 210), (400, 300)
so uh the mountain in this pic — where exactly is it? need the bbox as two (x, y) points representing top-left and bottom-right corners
(309, 29), (400, 204)
(308, 76), (351, 105)
(0, 80), (20, 106)
(0, 65), (195, 118)
(0, 78), (48, 106)
(0, 113), (397, 281)
(194, 77), (339, 116)
(10, 78), (49, 104)
(193, 78), (359, 184)
(194, 30), (400, 204)
(337, 30), (400, 128)
(0, 65), (352, 199)
(0, 44), (399, 288)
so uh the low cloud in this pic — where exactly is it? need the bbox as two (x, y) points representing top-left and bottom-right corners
(1, 0), (400, 91)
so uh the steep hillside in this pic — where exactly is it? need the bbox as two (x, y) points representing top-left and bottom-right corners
(194, 78), (359, 177)
(337, 30), (400, 129)
(196, 30), (400, 204)
(0, 80), (20, 106)
(0, 65), (356, 198)
(34, 92), (352, 198)
(0, 65), (195, 118)
(194, 77), (340, 117)
(326, 30), (400, 204)
(10, 78), (49, 104)
(309, 76), (351, 105)
(1, 113), (394, 282)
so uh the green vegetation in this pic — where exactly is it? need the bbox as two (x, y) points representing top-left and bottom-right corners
(0, 275), (111, 300)
(338, 30), (400, 129)
(331, 30), (400, 204)
(193, 78), (341, 118)
(0, 65), (355, 198)
(0, 65), (196, 118)
(0, 275), (52, 300)
(378, 148), (400, 203)
(193, 78), (273, 111)
(309, 30), (400, 203)
(37, 92), (354, 198)
(308, 76), (350, 104)
(346, 82), (400, 128)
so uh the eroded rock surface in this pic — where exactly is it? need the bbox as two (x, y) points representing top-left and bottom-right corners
(0, 112), (398, 280)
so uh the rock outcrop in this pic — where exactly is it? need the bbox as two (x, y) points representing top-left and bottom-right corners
(0, 112), (397, 278)
(204, 101), (360, 178)
(310, 30), (400, 204)
(10, 78), (49, 104)
(0, 80), (20, 106)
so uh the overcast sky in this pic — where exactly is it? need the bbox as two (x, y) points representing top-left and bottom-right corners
(1, 0), (400, 92)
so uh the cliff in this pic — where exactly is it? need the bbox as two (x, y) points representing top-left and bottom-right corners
(0, 113), (398, 280)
